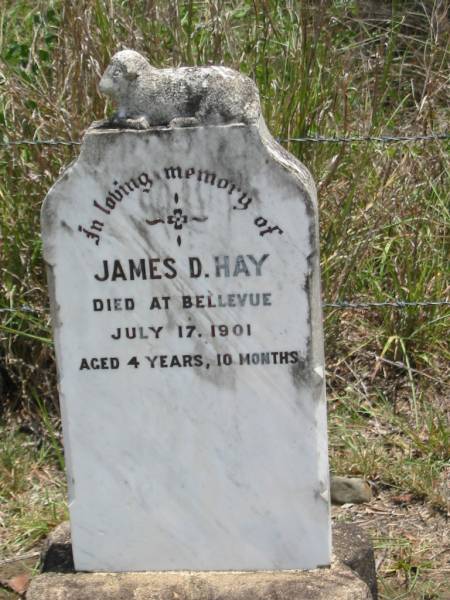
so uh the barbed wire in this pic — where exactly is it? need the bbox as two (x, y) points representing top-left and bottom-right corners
(0, 139), (81, 147)
(1, 132), (449, 148)
(1, 300), (449, 316)
(323, 300), (450, 309)
(283, 133), (450, 144)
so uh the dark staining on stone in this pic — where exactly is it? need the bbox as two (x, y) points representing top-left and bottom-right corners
(314, 487), (324, 501)
(60, 220), (73, 232)
(217, 138), (227, 159)
(289, 355), (310, 389)
(129, 215), (160, 251)
(135, 220), (154, 244)
(41, 201), (59, 237)
(303, 269), (312, 297)
(306, 220), (320, 327)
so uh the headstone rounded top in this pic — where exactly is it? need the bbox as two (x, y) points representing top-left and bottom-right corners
(99, 49), (261, 129)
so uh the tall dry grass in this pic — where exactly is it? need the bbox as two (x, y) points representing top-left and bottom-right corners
(0, 2), (449, 595)
(0, 0), (448, 561)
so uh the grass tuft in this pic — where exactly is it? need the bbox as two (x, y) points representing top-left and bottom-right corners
(0, 423), (67, 557)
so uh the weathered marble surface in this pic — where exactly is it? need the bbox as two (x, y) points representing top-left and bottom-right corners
(42, 122), (330, 572)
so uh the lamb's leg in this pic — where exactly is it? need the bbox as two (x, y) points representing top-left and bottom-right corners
(169, 117), (200, 128)
(96, 113), (151, 130)
(121, 116), (151, 130)
(115, 115), (151, 130)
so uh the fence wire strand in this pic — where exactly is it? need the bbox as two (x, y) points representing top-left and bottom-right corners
(1, 133), (449, 148)
(0, 139), (81, 147)
(1, 300), (449, 316)
(323, 300), (450, 309)
(283, 133), (450, 143)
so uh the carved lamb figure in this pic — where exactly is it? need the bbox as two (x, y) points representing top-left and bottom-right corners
(99, 49), (261, 129)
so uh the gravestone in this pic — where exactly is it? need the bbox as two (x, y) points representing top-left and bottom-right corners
(41, 51), (331, 574)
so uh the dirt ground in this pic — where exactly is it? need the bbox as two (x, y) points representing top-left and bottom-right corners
(333, 490), (450, 599)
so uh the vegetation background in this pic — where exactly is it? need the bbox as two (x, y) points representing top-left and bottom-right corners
(0, 0), (448, 598)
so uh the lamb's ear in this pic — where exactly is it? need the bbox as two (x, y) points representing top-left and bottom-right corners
(125, 69), (138, 81)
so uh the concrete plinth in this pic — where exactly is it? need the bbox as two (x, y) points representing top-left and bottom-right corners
(27, 564), (373, 600)
(27, 521), (377, 600)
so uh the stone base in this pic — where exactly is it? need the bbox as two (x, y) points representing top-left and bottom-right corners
(27, 522), (377, 600)
(27, 565), (373, 600)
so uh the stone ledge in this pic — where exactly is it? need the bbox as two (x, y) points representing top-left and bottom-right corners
(27, 563), (372, 600)
(34, 521), (377, 599)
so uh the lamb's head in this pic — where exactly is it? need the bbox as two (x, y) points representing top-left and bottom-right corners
(99, 50), (151, 103)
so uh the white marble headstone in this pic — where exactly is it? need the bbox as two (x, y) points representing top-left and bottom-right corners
(42, 122), (331, 572)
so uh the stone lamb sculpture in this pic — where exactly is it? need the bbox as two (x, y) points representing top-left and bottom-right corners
(99, 49), (261, 129)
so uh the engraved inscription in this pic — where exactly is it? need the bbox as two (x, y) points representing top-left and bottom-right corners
(77, 166), (283, 246)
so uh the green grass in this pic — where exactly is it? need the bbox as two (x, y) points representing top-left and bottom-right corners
(329, 389), (449, 509)
(0, 423), (67, 557)
(375, 535), (449, 600)
(0, 1), (449, 597)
